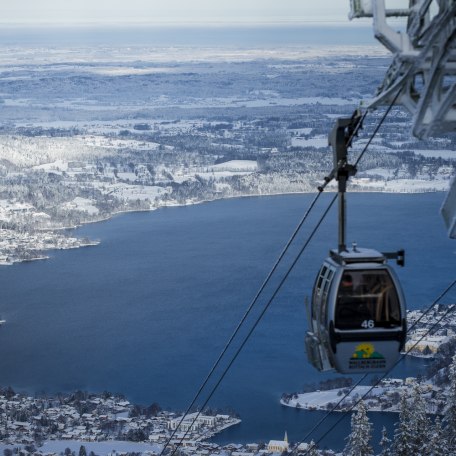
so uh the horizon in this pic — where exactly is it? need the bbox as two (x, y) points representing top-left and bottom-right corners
(0, 22), (380, 47)
(0, 20), (374, 27)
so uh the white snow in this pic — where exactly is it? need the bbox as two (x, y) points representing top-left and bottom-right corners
(34, 160), (69, 172)
(291, 135), (328, 148)
(60, 197), (99, 215)
(117, 172), (138, 182)
(208, 160), (258, 172)
(383, 178), (451, 192)
(0, 136), (109, 167)
(81, 136), (160, 151)
(172, 160), (258, 183)
(357, 168), (395, 179)
(289, 128), (313, 135)
(87, 66), (176, 76)
(92, 182), (167, 202)
(282, 386), (385, 410)
(413, 150), (456, 159)
(0, 440), (161, 456)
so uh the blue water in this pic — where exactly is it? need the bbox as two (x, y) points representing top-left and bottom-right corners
(0, 25), (376, 47)
(0, 192), (454, 451)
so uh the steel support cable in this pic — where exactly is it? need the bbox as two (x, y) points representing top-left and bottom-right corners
(160, 106), (371, 456)
(293, 277), (455, 455)
(286, 88), (415, 454)
(158, 191), (325, 456)
(165, 194), (338, 456)
(161, 87), (400, 456)
(161, 107), (371, 455)
(307, 279), (456, 454)
(297, 278), (456, 456)
(353, 88), (402, 169)
(289, 280), (454, 456)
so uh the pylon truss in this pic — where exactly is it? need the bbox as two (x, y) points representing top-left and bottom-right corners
(350, 0), (456, 239)
(350, 0), (456, 139)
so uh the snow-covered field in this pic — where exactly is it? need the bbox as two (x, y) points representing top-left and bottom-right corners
(383, 178), (451, 192)
(61, 197), (100, 215)
(291, 135), (328, 148)
(91, 182), (167, 202)
(281, 385), (384, 410)
(208, 160), (258, 172)
(281, 379), (441, 415)
(352, 177), (452, 193)
(1, 136), (109, 167)
(413, 150), (456, 159)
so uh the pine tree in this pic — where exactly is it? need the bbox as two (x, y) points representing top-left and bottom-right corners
(444, 354), (456, 451)
(427, 416), (447, 456)
(343, 400), (373, 456)
(393, 390), (414, 456)
(379, 426), (392, 456)
(394, 383), (431, 456)
(410, 383), (431, 454)
(307, 440), (319, 456)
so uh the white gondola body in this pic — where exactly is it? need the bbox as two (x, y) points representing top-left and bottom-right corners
(305, 247), (406, 374)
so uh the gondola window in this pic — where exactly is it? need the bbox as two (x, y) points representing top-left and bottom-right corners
(335, 270), (401, 330)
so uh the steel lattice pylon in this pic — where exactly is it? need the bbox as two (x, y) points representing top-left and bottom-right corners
(350, 0), (456, 238)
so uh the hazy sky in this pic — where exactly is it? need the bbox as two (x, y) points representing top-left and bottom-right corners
(0, 1), (359, 25)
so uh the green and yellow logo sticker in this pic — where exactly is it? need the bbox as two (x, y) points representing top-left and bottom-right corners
(349, 343), (386, 370)
(351, 343), (384, 359)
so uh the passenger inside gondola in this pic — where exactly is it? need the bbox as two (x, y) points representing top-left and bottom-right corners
(335, 270), (401, 330)
(336, 273), (360, 326)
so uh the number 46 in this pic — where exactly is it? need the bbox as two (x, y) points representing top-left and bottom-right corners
(361, 320), (375, 329)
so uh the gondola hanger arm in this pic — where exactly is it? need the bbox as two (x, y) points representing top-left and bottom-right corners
(318, 109), (363, 193)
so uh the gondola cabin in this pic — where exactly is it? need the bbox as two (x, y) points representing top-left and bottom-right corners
(305, 246), (406, 374)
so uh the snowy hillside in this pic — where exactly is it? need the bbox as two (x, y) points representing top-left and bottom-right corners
(0, 44), (453, 263)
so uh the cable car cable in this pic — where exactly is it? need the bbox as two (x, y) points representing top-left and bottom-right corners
(159, 111), (370, 456)
(304, 279), (456, 455)
(161, 88), (404, 456)
(166, 195), (339, 456)
(297, 278), (456, 455)
(352, 88), (402, 168)
(161, 96), (400, 456)
(157, 191), (324, 456)
(160, 108), (371, 455)
(296, 85), (441, 449)
(296, 280), (452, 453)
(295, 277), (455, 454)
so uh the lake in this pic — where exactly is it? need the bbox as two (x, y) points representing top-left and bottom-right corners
(0, 192), (454, 451)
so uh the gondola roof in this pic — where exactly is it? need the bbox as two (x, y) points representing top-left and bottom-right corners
(329, 247), (386, 265)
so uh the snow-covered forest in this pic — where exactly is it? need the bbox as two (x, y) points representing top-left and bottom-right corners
(0, 45), (454, 263)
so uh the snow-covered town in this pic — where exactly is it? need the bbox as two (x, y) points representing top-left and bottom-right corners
(405, 304), (456, 357)
(0, 390), (339, 456)
(0, 390), (241, 453)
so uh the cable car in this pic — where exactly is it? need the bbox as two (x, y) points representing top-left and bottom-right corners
(305, 245), (406, 373)
(305, 111), (407, 373)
